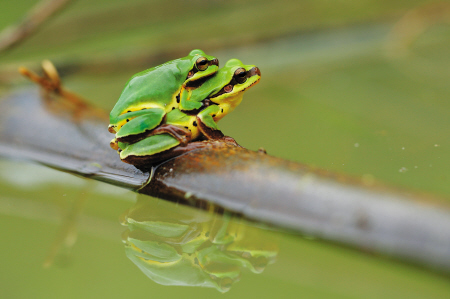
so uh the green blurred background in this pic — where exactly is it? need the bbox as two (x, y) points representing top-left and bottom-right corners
(0, 0), (449, 298)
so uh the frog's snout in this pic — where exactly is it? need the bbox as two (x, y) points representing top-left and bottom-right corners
(210, 58), (219, 67)
(249, 67), (261, 77)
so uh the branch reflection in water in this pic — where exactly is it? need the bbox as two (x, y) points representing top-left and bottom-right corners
(120, 194), (279, 292)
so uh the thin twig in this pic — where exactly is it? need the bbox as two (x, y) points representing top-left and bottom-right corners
(0, 0), (74, 53)
(19, 60), (89, 108)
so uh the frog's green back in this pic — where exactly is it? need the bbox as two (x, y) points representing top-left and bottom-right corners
(110, 57), (192, 120)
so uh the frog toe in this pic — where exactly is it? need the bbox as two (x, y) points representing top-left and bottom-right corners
(110, 138), (119, 150)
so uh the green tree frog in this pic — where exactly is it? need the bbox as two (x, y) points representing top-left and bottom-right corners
(119, 59), (261, 168)
(108, 49), (219, 147)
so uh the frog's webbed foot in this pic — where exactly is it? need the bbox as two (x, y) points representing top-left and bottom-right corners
(110, 138), (119, 150)
(147, 124), (192, 146)
(221, 136), (242, 147)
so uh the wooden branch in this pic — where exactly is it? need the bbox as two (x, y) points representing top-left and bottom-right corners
(1, 87), (449, 272)
(0, 0), (73, 53)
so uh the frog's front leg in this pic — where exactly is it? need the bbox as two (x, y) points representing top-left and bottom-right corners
(179, 87), (203, 111)
(196, 104), (222, 139)
(196, 105), (241, 147)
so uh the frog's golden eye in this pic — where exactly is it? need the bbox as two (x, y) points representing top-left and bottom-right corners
(196, 57), (209, 71)
(234, 68), (247, 84)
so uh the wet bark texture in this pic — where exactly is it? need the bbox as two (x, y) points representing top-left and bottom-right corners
(0, 89), (449, 272)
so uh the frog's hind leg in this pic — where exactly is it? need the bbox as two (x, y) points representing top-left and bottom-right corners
(116, 109), (165, 143)
(120, 133), (182, 169)
(118, 122), (192, 147)
(121, 135), (212, 170)
(146, 124), (192, 146)
(120, 134), (180, 160)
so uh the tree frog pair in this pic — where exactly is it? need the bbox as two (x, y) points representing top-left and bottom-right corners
(109, 50), (261, 169)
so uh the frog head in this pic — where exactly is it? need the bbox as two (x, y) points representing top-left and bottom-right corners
(184, 49), (219, 86)
(189, 59), (261, 120)
(210, 58), (260, 101)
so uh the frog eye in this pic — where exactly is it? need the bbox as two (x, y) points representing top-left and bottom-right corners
(196, 57), (209, 71)
(224, 85), (233, 93)
(233, 68), (247, 84)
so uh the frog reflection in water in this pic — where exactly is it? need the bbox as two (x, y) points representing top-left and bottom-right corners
(121, 195), (278, 293)
(109, 53), (261, 169)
